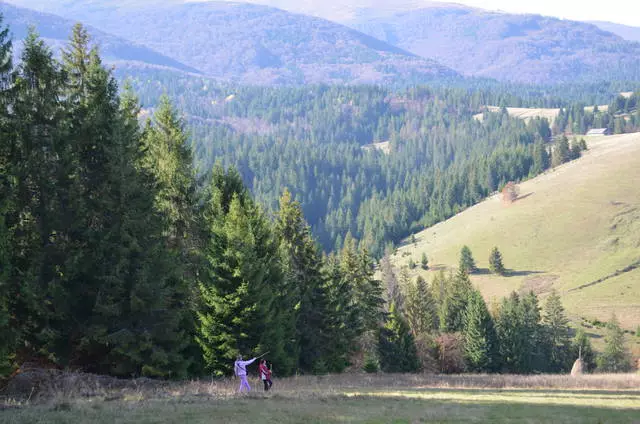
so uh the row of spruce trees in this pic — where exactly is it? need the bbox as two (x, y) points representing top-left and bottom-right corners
(375, 247), (633, 374)
(0, 22), (389, 378)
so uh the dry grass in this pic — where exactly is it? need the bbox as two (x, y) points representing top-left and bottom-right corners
(473, 105), (609, 122)
(2, 373), (640, 423)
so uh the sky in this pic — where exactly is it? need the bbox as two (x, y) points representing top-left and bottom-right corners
(453, 0), (640, 26)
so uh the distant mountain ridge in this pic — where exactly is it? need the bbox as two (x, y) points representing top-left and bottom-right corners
(347, 5), (640, 83)
(0, 2), (200, 74)
(588, 21), (640, 42)
(2, 1), (459, 85)
(4, 0), (640, 85)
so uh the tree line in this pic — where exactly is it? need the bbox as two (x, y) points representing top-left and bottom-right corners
(375, 247), (633, 374)
(0, 21), (390, 378)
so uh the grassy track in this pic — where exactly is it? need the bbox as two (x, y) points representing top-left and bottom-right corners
(392, 133), (640, 339)
(3, 374), (640, 423)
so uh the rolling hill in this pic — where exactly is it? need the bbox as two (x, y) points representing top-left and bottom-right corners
(392, 132), (640, 333)
(0, 2), (199, 73)
(347, 4), (640, 84)
(589, 21), (640, 42)
(3, 1), (458, 85)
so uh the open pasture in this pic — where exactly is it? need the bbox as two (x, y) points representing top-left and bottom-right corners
(2, 373), (640, 423)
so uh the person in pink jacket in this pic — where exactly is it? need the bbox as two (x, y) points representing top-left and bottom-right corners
(234, 354), (257, 393)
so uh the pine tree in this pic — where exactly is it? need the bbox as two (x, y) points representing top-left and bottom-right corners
(571, 328), (595, 372)
(495, 291), (545, 373)
(488, 247), (505, 275)
(404, 276), (437, 337)
(552, 135), (570, 167)
(569, 139), (582, 160)
(197, 167), (288, 376)
(542, 290), (571, 372)
(462, 289), (499, 372)
(421, 252), (429, 270)
(322, 253), (358, 372)
(597, 313), (631, 372)
(0, 13), (10, 91)
(0, 12), (13, 375)
(140, 95), (198, 251)
(531, 140), (550, 175)
(5, 28), (68, 364)
(276, 188), (329, 373)
(378, 303), (420, 373)
(459, 245), (476, 273)
(439, 268), (473, 332)
(139, 94), (201, 373)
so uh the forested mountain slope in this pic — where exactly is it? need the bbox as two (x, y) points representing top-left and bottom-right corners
(348, 4), (640, 84)
(0, 2), (198, 73)
(5, 1), (458, 84)
(393, 132), (640, 330)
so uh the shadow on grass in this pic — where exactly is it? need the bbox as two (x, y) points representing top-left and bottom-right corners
(471, 268), (544, 277)
(506, 269), (544, 277)
(362, 387), (640, 398)
(515, 192), (534, 202)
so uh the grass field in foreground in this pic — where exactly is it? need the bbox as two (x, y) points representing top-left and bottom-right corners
(3, 374), (640, 424)
(392, 132), (640, 338)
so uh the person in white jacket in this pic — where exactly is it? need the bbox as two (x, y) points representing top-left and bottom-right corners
(234, 354), (257, 393)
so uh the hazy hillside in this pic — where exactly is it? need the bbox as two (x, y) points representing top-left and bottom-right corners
(0, 2), (199, 73)
(392, 132), (640, 330)
(4, 1), (458, 85)
(349, 5), (640, 84)
(589, 21), (640, 42)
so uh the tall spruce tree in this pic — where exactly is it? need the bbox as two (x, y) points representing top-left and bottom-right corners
(322, 253), (358, 372)
(439, 268), (473, 332)
(597, 313), (631, 372)
(276, 188), (329, 373)
(6, 28), (68, 363)
(378, 303), (420, 373)
(140, 95), (197, 251)
(459, 245), (476, 273)
(488, 247), (505, 275)
(552, 136), (570, 167)
(404, 276), (437, 337)
(462, 289), (499, 372)
(0, 12), (13, 375)
(139, 94), (201, 373)
(542, 290), (571, 372)
(197, 166), (289, 376)
(495, 291), (545, 373)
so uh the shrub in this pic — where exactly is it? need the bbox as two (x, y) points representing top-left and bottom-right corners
(363, 355), (379, 373)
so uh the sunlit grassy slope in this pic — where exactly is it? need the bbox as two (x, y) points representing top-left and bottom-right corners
(392, 133), (640, 332)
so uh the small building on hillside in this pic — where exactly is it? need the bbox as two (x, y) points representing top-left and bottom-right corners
(586, 128), (609, 136)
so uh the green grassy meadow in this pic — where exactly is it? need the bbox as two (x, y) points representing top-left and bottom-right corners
(392, 133), (640, 342)
(3, 374), (640, 423)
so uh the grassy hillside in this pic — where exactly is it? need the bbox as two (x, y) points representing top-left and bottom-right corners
(349, 5), (640, 84)
(392, 132), (640, 335)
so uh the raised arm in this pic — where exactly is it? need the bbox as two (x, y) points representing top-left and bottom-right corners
(240, 358), (256, 366)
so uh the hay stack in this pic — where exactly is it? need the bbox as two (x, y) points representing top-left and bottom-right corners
(570, 357), (584, 376)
